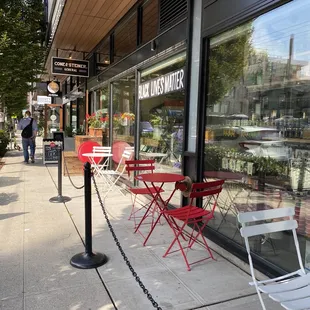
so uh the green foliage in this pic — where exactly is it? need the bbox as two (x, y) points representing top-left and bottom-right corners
(0, 130), (9, 156)
(76, 127), (85, 135)
(65, 126), (73, 137)
(208, 23), (253, 106)
(37, 117), (44, 135)
(0, 0), (46, 114)
(205, 145), (287, 177)
(150, 114), (161, 126)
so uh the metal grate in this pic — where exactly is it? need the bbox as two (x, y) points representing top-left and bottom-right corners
(159, 0), (187, 32)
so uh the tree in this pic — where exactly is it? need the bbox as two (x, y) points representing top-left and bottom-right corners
(0, 0), (46, 116)
(208, 22), (253, 107)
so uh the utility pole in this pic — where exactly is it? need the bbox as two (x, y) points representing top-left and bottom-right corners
(287, 34), (294, 115)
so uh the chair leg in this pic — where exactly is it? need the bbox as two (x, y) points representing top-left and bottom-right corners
(256, 288), (267, 310)
(129, 195), (154, 230)
(193, 224), (215, 260)
(134, 195), (158, 235)
(143, 212), (163, 246)
(163, 220), (192, 271)
(103, 174), (125, 199)
(168, 217), (187, 241)
(164, 217), (216, 271)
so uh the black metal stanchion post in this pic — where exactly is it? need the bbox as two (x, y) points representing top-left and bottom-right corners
(49, 144), (71, 203)
(70, 162), (107, 269)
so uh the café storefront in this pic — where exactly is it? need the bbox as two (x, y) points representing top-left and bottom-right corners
(88, 48), (186, 204)
(83, 0), (310, 277)
(197, 0), (310, 276)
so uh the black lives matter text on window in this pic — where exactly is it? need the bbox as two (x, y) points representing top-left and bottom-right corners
(138, 68), (185, 100)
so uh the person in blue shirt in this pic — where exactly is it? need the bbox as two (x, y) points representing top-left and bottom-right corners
(17, 111), (38, 163)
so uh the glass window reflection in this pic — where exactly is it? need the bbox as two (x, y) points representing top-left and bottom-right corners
(204, 0), (310, 272)
(112, 74), (135, 147)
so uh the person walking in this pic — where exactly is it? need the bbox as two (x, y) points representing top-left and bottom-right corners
(17, 110), (38, 163)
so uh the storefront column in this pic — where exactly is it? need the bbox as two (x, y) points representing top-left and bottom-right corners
(135, 69), (140, 159)
(187, 0), (202, 153)
(108, 83), (113, 147)
(183, 0), (203, 187)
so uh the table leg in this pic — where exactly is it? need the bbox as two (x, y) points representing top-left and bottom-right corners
(142, 183), (185, 246)
(134, 182), (164, 236)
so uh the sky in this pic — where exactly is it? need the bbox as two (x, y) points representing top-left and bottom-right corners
(251, 0), (310, 62)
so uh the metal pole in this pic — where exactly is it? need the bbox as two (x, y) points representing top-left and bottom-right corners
(84, 161), (92, 255)
(49, 142), (71, 203)
(70, 161), (107, 269)
(58, 145), (62, 197)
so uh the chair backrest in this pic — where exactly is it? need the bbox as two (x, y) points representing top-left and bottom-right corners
(125, 146), (135, 152)
(93, 146), (112, 153)
(125, 159), (155, 177)
(190, 179), (224, 199)
(114, 149), (134, 173)
(238, 207), (305, 276)
(77, 141), (101, 164)
(188, 179), (224, 215)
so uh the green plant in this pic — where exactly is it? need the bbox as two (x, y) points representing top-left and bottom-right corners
(86, 109), (108, 128)
(0, 130), (9, 157)
(204, 144), (287, 177)
(65, 125), (73, 137)
(150, 114), (162, 126)
(76, 127), (85, 135)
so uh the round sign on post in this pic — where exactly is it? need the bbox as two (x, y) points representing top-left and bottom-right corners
(0, 112), (4, 122)
(50, 115), (57, 122)
(47, 81), (60, 94)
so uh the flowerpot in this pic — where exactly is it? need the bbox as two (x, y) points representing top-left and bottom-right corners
(89, 128), (103, 137)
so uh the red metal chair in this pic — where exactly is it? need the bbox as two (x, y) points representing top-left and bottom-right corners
(125, 159), (164, 231)
(163, 179), (224, 271)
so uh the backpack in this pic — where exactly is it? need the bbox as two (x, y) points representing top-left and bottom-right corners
(21, 118), (34, 138)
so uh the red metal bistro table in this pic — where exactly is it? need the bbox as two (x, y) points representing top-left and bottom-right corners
(134, 172), (185, 246)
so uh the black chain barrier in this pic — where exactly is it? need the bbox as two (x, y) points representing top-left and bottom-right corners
(63, 154), (85, 190)
(92, 175), (162, 310)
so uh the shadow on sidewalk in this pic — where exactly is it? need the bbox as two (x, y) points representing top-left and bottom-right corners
(4, 151), (24, 158)
(0, 193), (19, 205)
(0, 176), (22, 187)
(0, 212), (29, 220)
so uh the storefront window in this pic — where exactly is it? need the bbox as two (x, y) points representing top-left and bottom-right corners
(71, 102), (77, 132)
(138, 52), (186, 206)
(100, 86), (110, 145)
(139, 52), (185, 170)
(47, 106), (61, 138)
(77, 97), (85, 134)
(204, 0), (310, 272)
(112, 74), (135, 149)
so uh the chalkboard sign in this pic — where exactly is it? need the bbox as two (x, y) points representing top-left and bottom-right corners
(53, 131), (64, 149)
(43, 141), (62, 164)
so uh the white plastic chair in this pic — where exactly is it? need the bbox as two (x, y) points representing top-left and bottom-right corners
(101, 149), (134, 198)
(124, 146), (135, 154)
(238, 207), (310, 310)
(93, 146), (112, 170)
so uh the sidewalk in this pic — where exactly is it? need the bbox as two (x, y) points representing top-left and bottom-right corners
(0, 137), (283, 310)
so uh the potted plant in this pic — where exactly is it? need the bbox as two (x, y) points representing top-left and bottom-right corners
(86, 110), (109, 137)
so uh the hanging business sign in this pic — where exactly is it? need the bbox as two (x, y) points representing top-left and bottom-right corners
(47, 81), (60, 97)
(51, 57), (89, 77)
(138, 68), (185, 100)
(37, 95), (52, 104)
